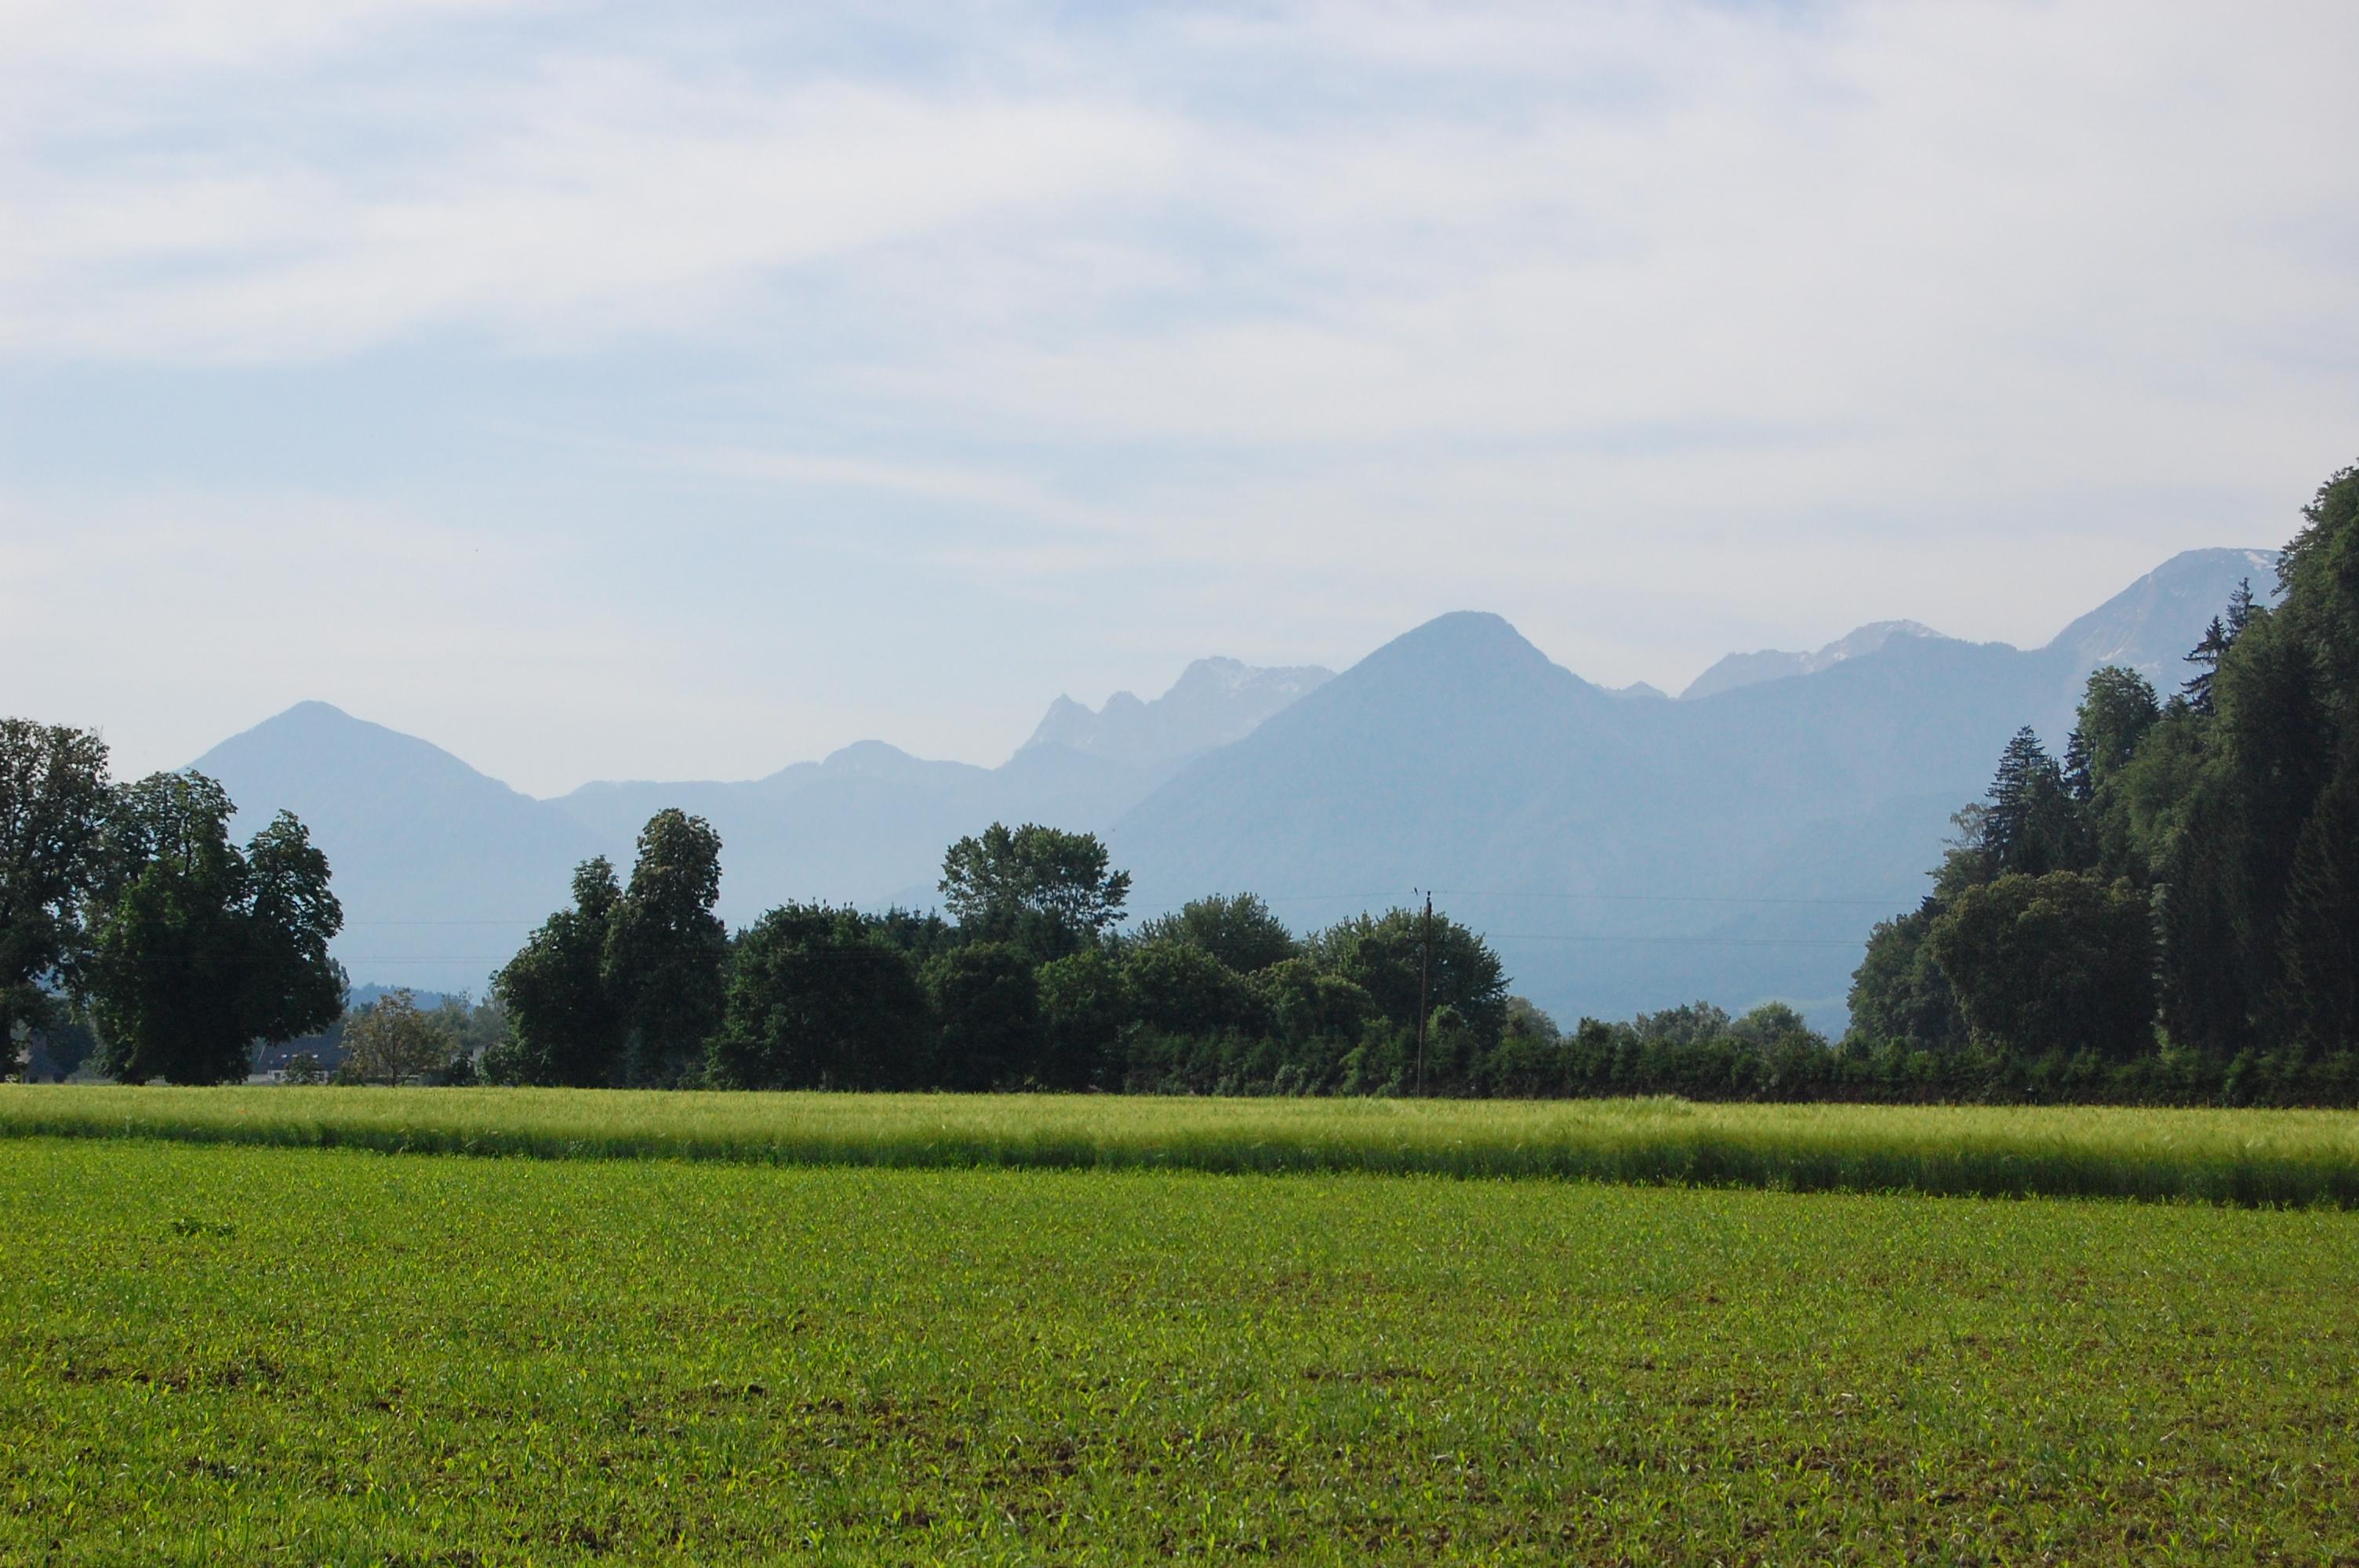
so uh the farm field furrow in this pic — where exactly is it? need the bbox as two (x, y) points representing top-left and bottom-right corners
(2, 1138), (2356, 1564)
(6, 1087), (2359, 1205)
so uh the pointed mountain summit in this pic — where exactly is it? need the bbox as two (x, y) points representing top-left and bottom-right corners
(1107, 612), (1628, 920)
(189, 702), (601, 995)
(191, 702), (580, 855)
(1020, 655), (1332, 772)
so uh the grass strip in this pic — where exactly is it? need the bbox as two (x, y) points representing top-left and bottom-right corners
(4, 1085), (2357, 1204)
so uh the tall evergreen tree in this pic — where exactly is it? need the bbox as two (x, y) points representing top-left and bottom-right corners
(2275, 462), (2359, 713)
(1981, 728), (2089, 877)
(2183, 615), (2234, 716)
(2212, 608), (2332, 1029)
(2155, 782), (2248, 1054)
(2226, 577), (2259, 635)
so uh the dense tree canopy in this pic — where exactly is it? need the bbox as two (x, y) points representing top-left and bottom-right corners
(1132, 894), (1298, 973)
(1926, 873), (2156, 1062)
(85, 772), (345, 1084)
(925, 942), (1041, 1091)
(709, 904), (930, 1090)
(939, 823), (1129, 960)
(1311, 907), (1509, 1043)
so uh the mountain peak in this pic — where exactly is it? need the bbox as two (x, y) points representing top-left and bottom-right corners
(1360, 611), (1566, 681)
(239, 699), (370, 737)
(184, 700), (602, 996)
(816, 739), (968, 784)
(201, 700), (489, 785)
(1392, 608), (1531, 648)
(2044, 547), (2281, 684)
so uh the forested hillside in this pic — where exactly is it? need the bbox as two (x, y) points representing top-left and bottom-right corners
(1846, 462), (2359, 1102)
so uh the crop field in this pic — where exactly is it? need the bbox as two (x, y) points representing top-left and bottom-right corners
(3, 1136), (2357, 1564)
(6, 1086), (2359, 1204)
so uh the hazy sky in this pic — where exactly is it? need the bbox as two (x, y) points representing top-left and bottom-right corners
(5, 1), (2355, 796)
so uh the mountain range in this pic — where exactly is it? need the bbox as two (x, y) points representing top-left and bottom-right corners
(188, 546), (2277, 1027)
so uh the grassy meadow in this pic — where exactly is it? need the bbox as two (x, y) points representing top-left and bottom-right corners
(3, 1136), (2357, 1564)
(5, 1083), (2359, 1203)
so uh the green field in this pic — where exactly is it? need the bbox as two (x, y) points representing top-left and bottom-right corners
(4, 1132), (2357, 1564)
(5, 1085), (2359, 1205)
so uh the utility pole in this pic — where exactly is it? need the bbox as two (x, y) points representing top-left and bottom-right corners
(1415, 890), (1432, 1097)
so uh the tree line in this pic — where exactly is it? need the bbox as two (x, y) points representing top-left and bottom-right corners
(1840, 459), (2359, 1105)
(463, 814), (1845, 1096)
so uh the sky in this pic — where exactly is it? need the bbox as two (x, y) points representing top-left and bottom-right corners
(3, 0), (2356, 797)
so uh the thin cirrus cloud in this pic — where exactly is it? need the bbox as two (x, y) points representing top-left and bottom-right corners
(2, 0), (2356, 793)
(5, 68), (1182, 359)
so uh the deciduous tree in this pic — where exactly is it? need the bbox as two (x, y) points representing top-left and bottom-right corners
(605, 811), (727, 1087)
(1926, 872), (2155, 1061)
(925, 942), (1040, 1090)
(1132, 893), (1297, 973)
(0, 719), (114, 1075)
(1310, 907), (1507, 1043)
(495, 857), (627, 1087)
(940, 823), (1129, 959)
(85, 772), (345, 1084)
(709, 905), (929, 1089)
(336, 989), (459, 1086)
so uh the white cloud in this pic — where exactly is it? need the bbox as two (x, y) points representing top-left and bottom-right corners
(2, 0), (2355, 782)
(4, 57), (1182, 359)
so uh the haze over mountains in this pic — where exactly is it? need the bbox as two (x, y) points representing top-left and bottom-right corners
(1025, 659), (1333, 771)
(1680, 621), (1944, 701)
(189, 547), (2275, 1027)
